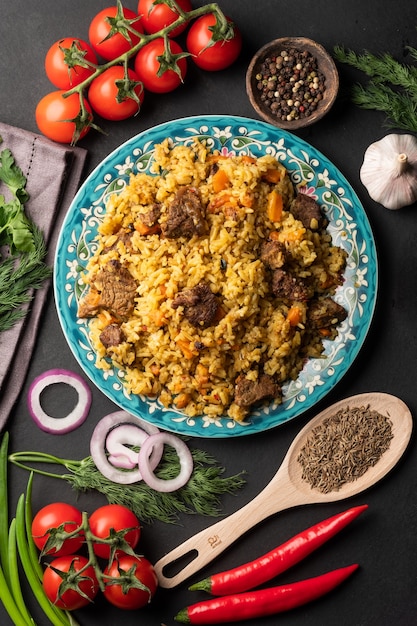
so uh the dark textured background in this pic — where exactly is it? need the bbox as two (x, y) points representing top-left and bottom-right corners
(1, 1), (417, 624)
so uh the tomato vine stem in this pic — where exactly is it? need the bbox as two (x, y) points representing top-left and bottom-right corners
(61, 0), (233, 141)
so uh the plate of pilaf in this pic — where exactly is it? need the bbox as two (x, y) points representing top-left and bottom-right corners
(54, 115), (377, 437)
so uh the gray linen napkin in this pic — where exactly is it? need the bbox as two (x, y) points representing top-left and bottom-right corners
(0, 122), (87, 429)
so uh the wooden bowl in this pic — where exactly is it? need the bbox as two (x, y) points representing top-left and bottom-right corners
(246, 37), (339, 130)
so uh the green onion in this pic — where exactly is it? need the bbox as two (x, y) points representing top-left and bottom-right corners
(15, 493), (71, 626)
(0, 432), (11, 585)
(0, 432), (76, 626)
(22, 476), (78, 625)
(8, 518), (35, 625)
(0, 563), (30, 626)
(0, 433), (32, 626)
(24, 473), (45, 582)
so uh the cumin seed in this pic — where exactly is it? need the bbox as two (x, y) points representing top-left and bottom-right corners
(297, 405), (393, 493)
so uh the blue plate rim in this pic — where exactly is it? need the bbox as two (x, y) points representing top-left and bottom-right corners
(54, 114), (378, 438)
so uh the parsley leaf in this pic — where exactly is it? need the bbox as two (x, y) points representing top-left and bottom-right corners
(0, 144), (33, 254)
(0, 148), (29, 204)
(0, 137), (51, 333)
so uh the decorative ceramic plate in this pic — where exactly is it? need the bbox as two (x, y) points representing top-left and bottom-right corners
(54, 115), (377, 438)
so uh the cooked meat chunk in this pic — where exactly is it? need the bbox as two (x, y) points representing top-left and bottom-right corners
(99, 323), (125, 348)
(307, 298), (347, 328)
(137, 203), (161, 227)
(260, 239), (287, 270)
(290, 193), (327, 230)
(234, 373), (282, 408)
(161, 186), (207, 239)
(172, 282), (219, 328)
(77, 260), (137, 321)
(271, 268), (313, 301)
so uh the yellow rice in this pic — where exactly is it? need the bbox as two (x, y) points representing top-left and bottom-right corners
(78, 138), (347, 422)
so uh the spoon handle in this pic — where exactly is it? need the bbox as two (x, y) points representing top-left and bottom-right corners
(154, 393), (413, 589)
(154, 468), (304, 588)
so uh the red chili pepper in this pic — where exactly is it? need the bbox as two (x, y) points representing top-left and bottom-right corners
(175, 564), (358, 624)
(190, 504), (367, 595)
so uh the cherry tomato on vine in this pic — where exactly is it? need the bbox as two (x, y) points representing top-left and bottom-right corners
(88, 66), (144, 121)
(45, 37), (98, 89)
(103, 555), (158, 609)
(89, 5), (144, 61)
(134, 37), (187, 93)
(186, 13), (242, 71)
(43, 555), (99, 610)
(35, 91), (92, 144)
(32, 502), (84, 557)
(137, 0), (192, 37)
(88, 504), (141, 559)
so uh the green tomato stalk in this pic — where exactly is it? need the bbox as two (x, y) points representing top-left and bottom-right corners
(61, 0), (237, 143)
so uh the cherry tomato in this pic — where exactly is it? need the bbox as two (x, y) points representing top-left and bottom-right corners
(88, 504), (141, 559)
(43, 555), (99, 610)
(103, 555), (158, 610)
(89, 5), (144, 61)
(45, 37), (98, 89)
(88, 66), (144, 121)
(137, 0), (192, 37)
(31, 503), (84, 557)
(35, 91), (92, 144)
(134, 37), (187, 93)
(186, 13), (242, 71)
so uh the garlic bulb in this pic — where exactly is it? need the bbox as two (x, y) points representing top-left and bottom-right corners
(360, 133), (417, 210)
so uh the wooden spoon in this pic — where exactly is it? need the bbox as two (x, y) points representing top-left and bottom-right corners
(154, 392), (412, 588)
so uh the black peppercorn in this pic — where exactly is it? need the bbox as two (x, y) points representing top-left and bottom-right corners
(254, 46), (326, 122)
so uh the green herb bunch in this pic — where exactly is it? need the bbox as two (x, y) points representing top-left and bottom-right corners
(334, 44), (417, 132)
(0, 138), (51, 333)
(9, 444), (246, 525)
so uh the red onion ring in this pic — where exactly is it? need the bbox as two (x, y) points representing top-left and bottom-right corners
(90, 410), (163, 484)
(138, 432), (194, 492)
(27, 369), (92, 434)
(106, 423), (162, 469)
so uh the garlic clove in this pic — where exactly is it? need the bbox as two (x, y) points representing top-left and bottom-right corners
(360, 133), (417, 210)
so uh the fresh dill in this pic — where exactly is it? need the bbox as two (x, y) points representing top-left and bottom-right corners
(0, 137), (51, 333)
(9, 446), (247, 525)
(333, 44), (417, 132)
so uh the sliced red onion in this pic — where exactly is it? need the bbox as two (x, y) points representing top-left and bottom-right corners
(106, 423), (163, 470)
(138, 432), (194, 493)
(90, 410), (162, 484)
(27, 369), (92, 434)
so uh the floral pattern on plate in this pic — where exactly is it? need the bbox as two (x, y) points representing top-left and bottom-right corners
(54, 116), (377, 437)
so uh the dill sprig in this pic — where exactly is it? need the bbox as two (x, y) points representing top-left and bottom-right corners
(9, 446), (247, 525)
(333, 44), (417, 132)
(0, 226), (51, 332)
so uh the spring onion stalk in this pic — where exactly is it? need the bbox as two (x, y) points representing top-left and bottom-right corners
(0, 433), (74, 625)
(0, 434), (31, 625)
(8, 518), (36, 625)
(24, 473), (45, 582)
(0, 563), (30, 626)
(0, 432), (11, 585)
(15, 493), (72, 626)
(23, 474), (78, 625)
